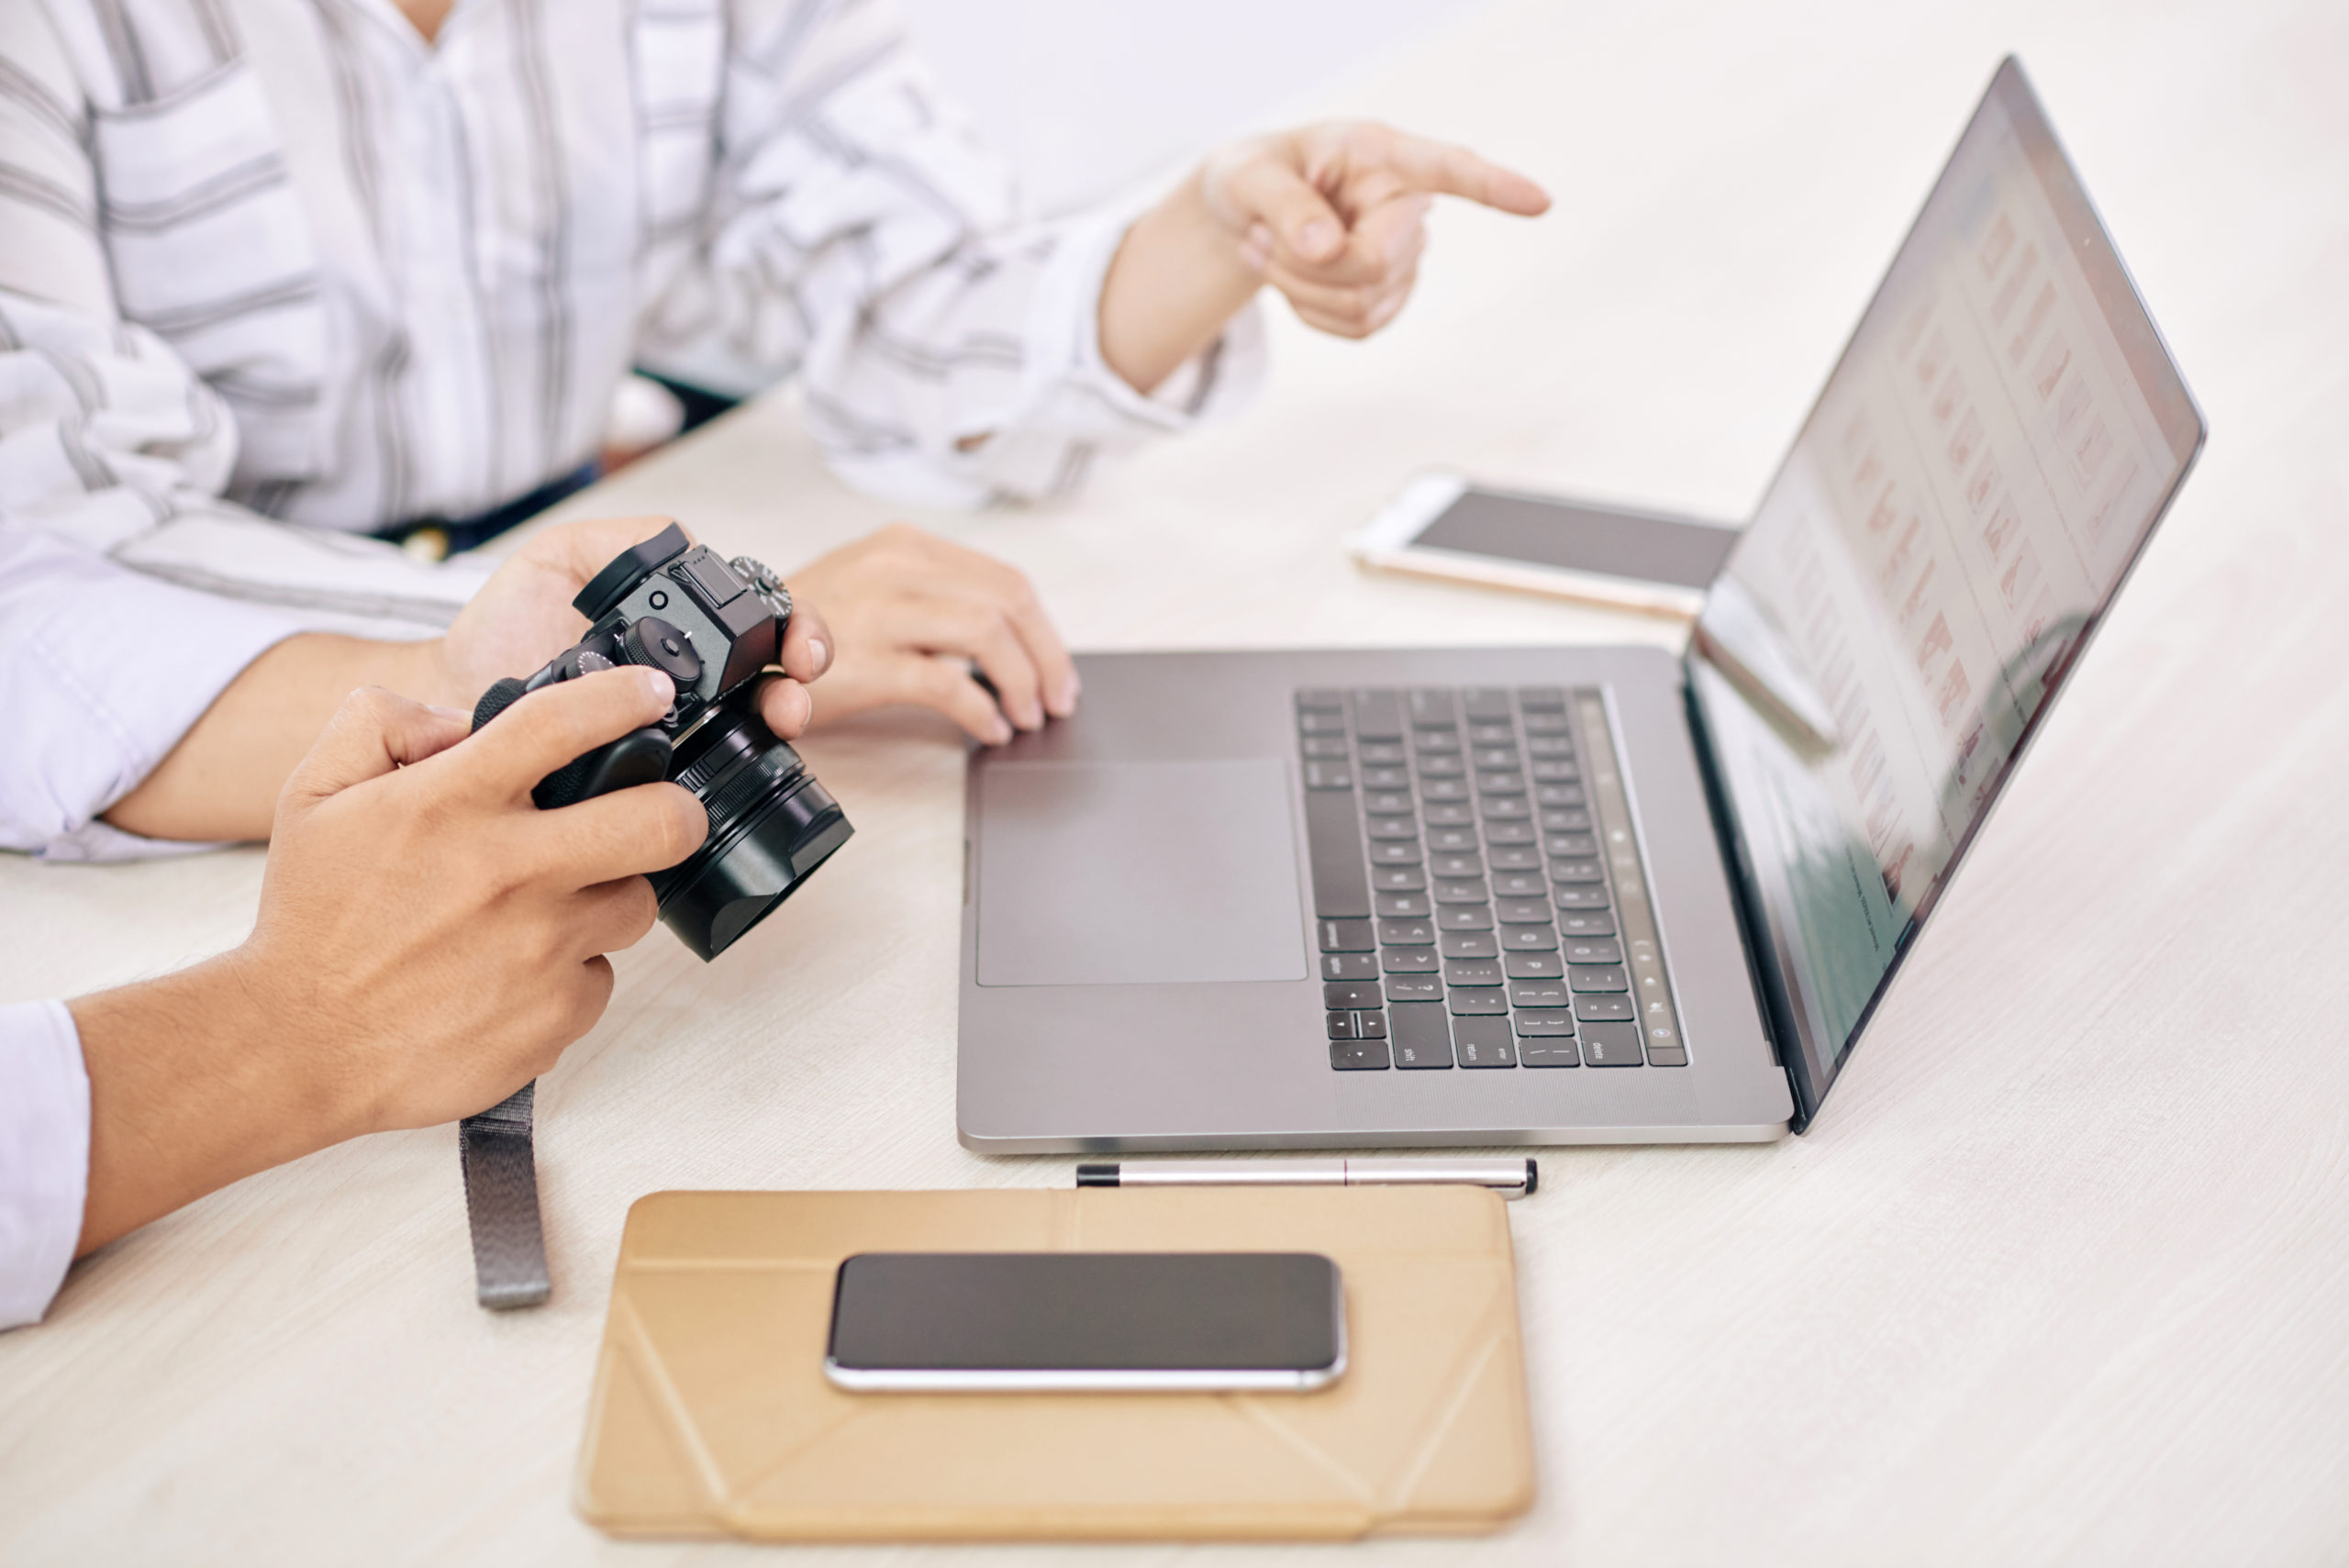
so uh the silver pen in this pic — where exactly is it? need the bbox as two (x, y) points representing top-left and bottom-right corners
(1075, 1156), (1536, 1198)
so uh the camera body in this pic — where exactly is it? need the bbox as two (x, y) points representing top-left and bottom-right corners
(472, 523), (852, 961)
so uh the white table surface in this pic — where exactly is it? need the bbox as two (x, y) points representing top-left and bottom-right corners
(6, 0), (2347, 1562)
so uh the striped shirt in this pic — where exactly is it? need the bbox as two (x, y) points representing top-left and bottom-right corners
(0, 0), (1264, 861)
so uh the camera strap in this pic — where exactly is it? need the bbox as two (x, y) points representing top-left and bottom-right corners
(458, 1082), (551, 1308)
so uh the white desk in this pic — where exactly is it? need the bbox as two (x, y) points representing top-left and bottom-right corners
(6, 1), (2347, 1560)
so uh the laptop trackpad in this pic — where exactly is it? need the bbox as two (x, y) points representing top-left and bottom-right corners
(975, 759), (1307, 986)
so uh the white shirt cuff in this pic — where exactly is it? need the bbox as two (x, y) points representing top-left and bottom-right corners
(0, 1000), (90, 1330)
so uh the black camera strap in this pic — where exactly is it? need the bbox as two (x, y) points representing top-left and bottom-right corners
(458, 1083), (551, 1309)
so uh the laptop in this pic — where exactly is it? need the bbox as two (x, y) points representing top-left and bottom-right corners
(956, 58), (2204, 1150)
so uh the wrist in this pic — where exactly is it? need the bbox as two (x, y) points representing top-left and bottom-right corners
(1097, 170), (1265, 395)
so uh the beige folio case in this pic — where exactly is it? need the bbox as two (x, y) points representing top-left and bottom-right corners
(576, 1185), (1537, 1541)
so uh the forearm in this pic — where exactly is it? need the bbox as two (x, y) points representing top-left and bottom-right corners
(102, 634), (449, 843)
(68, 955), (354, 1255)
(1097, 172), (1264, 395)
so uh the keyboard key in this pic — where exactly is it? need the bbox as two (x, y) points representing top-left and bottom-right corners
(1551, 858), (1606, 884)
(1354, 1010), (1387, 1040)
(1427, 827), (1477, 853)
(1540, 808), (1594, 833)
(1536, 784), (1586, 807)
(1484, 820), (1536, 844)
(1297, 688), (1344, 712)
(1367, 816), (1419, 841)
(1369, 840), (1423, 866)
(1501, 925), (1556, 951)
(1442, 931), (1498, 960)
(1569, 963), (1630, 992)
(1531, 761), (1579, 783)
(1382, 949), (1440, 973)
(1302, 736), (1349, 758)
(1492, 873), (1547, 899)
(1463, 689), (1513, 720)
(1517, 686), (1566, 711)
(1526, 735), (1574, 757)
(1436, 906), (1494, 931)
(1420, 777), (1468, 803)
(1322, 952), (1378, 981)
(1360, 766), (1408, 789)
(1414, 732), (1463, 755)
(1372, 866), (1426, 894)
(1504, 952), (1564, 978)
(1480, 796), (1532, 820)
(1447, 989), (1508, 1016)
(1324, 982), (1383, 1009)
(1580, 1021), (1645, 1066)
(1330, 1039), (1390, 1071)
(1509, 978), (1571, 1008)
(1389, 1003), (1453, 1068)
(1318, 918), (1375, 952)
(1520, 1040), (1580, 1067)
(1423, 803), (1474, 827)
(1453, 1016), (1517, 1068)
(1488, 845), (1541, 871)
(1305, 762), (1353, 791)
(1444, 959), (1504, 987)
(1513, 1009), (1574, 1037)
(1475, 771), (1527, 795)
(1547, 833), (1599, 859)
(1297, 711), (1348, 735)
(1326, 1010), (1357, 1040)
(1383, 974), (1442, 1001)
(1497, 898), (1553, 923)
(1357, 742), (1406, 764)
(1303, 790), (1373, 918)
(1574, 994), (1635, 1021)
(1468, 722), (1515, 743)
(1431, 852), (1483, 879)
(1363, 790), (1411, 815)
(1433, 878), (1489, 905)
(1472, 747), (1520, 770)
(1416, 754), (1466, 778)
(1376, 892), (1431, 917)
(1376, 917), (1435, 947)
(1521, 713), (1570, 735)
(1408, 689), (1457, 728)
(1353, 689), (1404, 740)
(1554, 884), (1609, 910)
(1562, 937), (1625, 965)
(1559, 909), (1616, 937)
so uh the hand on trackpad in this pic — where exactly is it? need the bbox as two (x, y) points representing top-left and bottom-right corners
(974, 759), (1308, 987)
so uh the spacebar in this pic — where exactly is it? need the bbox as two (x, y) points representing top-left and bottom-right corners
(1302, 789), (1372, 918)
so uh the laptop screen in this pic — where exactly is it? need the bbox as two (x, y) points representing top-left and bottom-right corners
(1688, 58), (2203, 1124)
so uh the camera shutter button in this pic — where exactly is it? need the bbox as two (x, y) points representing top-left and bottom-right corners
(624, 616), (703, 686)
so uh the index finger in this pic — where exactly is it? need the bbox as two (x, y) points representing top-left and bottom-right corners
(450, 664), (676, 803)
(1375, 130), (1551, 216)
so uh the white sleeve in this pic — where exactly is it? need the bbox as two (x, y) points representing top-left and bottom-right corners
(0, 1000), (90, 1330)
(638, 0), (1266, 508)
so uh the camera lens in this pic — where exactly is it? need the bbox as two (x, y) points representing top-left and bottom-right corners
(649, 707), (853, 961)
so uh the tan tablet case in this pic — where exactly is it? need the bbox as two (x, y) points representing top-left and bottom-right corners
(577, 1185), (1535, 1541)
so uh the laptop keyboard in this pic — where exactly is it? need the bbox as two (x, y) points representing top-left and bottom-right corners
(1298, 686), (1688, 1071)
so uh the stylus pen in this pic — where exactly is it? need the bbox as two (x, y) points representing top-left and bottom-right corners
(1075, 1157), (1536, 1198)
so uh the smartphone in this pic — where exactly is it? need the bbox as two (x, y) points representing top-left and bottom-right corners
(823, 1251), (1347, 1393)
(1350, 472), (1740, 617)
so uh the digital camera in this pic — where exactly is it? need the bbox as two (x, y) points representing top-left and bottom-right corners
(471, 523), (852, 960)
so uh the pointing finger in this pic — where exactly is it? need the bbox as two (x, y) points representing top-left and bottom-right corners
(1375, 129), (1550, 216)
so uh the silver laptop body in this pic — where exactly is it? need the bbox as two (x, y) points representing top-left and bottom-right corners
(958, 60), (2204, 1151)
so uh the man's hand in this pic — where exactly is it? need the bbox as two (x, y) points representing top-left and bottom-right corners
(71, 670), (703, 1252)
(787, 523), (1075, 745)
(1098, 120), (1548, 395)
(105, 514), (829, 843)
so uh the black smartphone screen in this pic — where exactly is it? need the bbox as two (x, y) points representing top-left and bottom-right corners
(827, 1252), (1343, 1385)
(1416, 487), (1738, 589)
